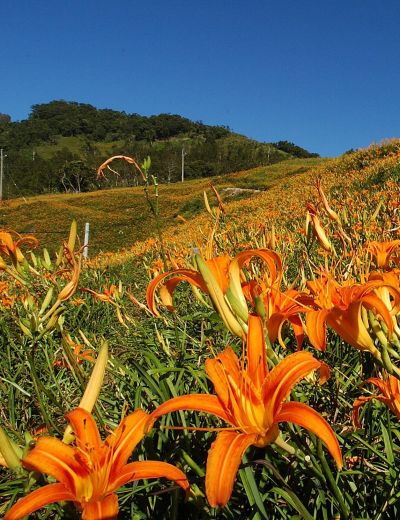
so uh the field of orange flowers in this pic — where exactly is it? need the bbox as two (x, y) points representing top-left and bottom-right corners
(0, 141), (400, 519)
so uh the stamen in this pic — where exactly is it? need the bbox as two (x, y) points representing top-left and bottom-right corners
(218, 360), (247, 430)
(160, 425), (238, 432)
(206, 339), (217, 358)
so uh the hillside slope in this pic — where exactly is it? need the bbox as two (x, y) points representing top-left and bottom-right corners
(1, 139), (399, 264)
(0, 158), (323, 255)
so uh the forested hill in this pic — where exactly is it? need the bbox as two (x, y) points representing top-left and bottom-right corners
(0, 100), (318, 198)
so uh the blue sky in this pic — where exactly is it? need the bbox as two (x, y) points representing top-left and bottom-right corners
(1, 0), (400, 156)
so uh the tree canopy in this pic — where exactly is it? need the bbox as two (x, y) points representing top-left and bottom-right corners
(0, 101), (318, 198)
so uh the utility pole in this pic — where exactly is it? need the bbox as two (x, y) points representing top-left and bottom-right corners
(181, 147), (187, 182)
(83, 222), (90, 259)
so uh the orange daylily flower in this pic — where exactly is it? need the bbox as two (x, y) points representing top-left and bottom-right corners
(368, 269), (400, 304)
(366, 240), (400, 269)
(150, 315), (341, 507)
(352, 375), (400, 427)
(54, 335), (95, 368)
(305, 275), (396, 358)
(147, 255), (231, 311)
(0, 231), (38, 267)
(265, 288), (310, 349)
(81, 284), (119, 303)
(242, 280), (310, 349)
(147, 249), (282, 339)
(80, 284), (130, 326)
(5, 408), (189, 520)
(240, 252), (309, 348)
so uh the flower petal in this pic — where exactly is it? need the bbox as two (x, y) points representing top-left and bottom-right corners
(82, 493), (118, 520)
(263, 351), (324, 417)
(289, 315), (306, 349)
(108, 408), (150, 479)
(352, 395), (390, 428)
(207, 256), (231, 294)
(275, 401), (342, 469)
(306, 309), (329, 351)
(22, 437), (87, 492)
(146, 269), (207, 316)
(205, 347), (241, 407)
(110, 461), (189, 496)
(206, 431), (257, 508)
(234, 249), (282, 286)
(246, 314), (267, 386)
(362, 293), (394, 334)
(150, 394), (231, 424)
(65, 408), (102, 453)
(363, 377), (392, 396)
(5, 483), (75, 520)
(327, 303), (379, 355)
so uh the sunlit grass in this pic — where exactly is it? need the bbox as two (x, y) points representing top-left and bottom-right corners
(0, 158), (326, 256)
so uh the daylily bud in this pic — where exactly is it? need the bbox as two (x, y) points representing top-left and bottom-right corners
(305, 210), (312, 238)
(316, 179), (341, 224)
(307, 205), (333, 252)
(63, 341), (108, 443)
(18, 319), (33, 338)
(195, 255), (246, 339)
(42, 248), (53, 270)
(67, 220), (77, 253)
(43, 307), (63, 333)
(313, 217), (333, 252)
(227, 259), (249, 322)
(270, 223), (276, 250)
(39, 286), (54, 316)
(370, 200), (383, 221)
(203, 191), (213, 215)
(30, 251), (38, 268)
(0, 425), (21, 469)
(58, 281), (75, 303)
(57, 255), (81, 303)
(210, 183), (226, 214)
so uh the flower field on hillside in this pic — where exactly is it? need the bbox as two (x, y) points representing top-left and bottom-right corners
(0, 141), (400, 519)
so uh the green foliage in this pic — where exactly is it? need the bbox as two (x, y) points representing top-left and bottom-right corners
(273, 141), (320, 158)
(0, 101), (319, 198)
(58, 160), (96, 193)
(0, 113), (11, 125)
(362, 160), (400, 187)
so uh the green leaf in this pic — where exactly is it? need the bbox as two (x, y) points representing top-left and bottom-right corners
(239, 463), (269, 520)
(271, 486), (314, 520)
